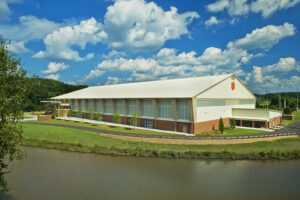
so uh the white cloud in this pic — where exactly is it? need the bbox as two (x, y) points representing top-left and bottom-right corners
(227, 23), (295, 50)
(102, 50), (126, 59)
(42, 62), (69, 74)
(207, 0), (300, 18)
(207, 0), (249, 16)
(245, 57), (300, 93)
(33, 17), (107, 61)
(6, 40), (29, 54)
(0, 15), (61, 40)
(263, 57), (300, 74)
(204, 16), (222, 27)
(251, 0), (300, 18)
(45, 74), (60, 81)
(105, 76), (120, 85)
(83, 69), (105, 81)
(103, 0), (199, 52)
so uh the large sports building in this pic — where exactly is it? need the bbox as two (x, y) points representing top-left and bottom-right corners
(52, 74), (282, 134)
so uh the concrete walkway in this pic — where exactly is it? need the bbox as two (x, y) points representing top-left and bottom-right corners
(22, 115), (38, 121)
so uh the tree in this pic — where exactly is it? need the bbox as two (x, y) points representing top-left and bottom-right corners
(219, 117), (225, 133)
(0, 36), (28, 198)
(230, 118), (236, 129)
(113, 112), (121, 124)
(130, 112), (137, 127)
(283, 107), (292, 115)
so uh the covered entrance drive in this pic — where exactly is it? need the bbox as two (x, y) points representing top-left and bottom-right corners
(232, 108), (282, 129)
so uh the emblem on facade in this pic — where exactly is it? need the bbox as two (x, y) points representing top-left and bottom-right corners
(231, 81), (235, 90)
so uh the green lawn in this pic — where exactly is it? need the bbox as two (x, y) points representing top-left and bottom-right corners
(26, 119), (268, 136)
(25, 119), (177, 136)
(22, 123), (300, 155)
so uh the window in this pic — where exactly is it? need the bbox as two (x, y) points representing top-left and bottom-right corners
(127, 100), (137, 116)
(141, 100), (153, 118)
(197, 100), (226, 107)
(95, 100), (102, 113)
(72, 100), (78, 111)
(104, 100), (112, 114)
(78, 99), (86, 112)
(177, 100), (190, 121)
(239, 99), (255, 104)
(158, 100), (173, 120)
(114, 100), (124, 115)
(87, 100), (93, 112)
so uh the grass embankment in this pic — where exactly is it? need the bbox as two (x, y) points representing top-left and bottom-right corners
(22, 124), (300, 160)
(27, 119), (268, 136)
(23, 111), (45, 115)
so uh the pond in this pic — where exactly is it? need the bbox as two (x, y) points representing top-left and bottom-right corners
(5, 147), (300, 200)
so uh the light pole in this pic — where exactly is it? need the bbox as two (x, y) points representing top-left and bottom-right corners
(297, 88), (299, 111)
(279, 84), (282, 110)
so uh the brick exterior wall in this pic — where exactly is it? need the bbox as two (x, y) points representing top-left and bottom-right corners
(193, 118), (230, 134)
(57, 109), (69, 117)
(268, 116), (281, 128)
(38, 115), (52, 120)
(282, 115), (294, 120)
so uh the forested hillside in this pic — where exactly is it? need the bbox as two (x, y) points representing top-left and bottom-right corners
(23, 78), (87, 111)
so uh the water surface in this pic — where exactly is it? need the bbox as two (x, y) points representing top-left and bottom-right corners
(6, 147), (300, 200)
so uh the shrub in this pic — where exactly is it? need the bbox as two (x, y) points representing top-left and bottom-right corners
(230, 118), (236, 129)
(77, 107), (82, 118)
(130, 112), (138, 126)
(95, 111), (101, 121)
(113, 112), (121, 124)
(59, 109), (64, 117)
(88, 108), (93, 119)
(219, 117), (224, 133)
(52, 107), (57, 119)
(67, 109), (73, 117)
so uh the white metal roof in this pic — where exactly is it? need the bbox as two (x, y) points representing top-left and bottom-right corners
(52, 74), (233, 99)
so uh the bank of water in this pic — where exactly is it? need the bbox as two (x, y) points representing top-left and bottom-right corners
(6, 147), (300, 200)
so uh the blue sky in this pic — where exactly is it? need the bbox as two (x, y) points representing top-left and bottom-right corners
(1, 0), (300, 94)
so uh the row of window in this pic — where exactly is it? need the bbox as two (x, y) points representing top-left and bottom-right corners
(70, 99), (190, 121)
(197, 99), (255, 107)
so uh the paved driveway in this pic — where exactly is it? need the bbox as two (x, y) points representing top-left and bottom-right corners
(273, 121), (300, 135)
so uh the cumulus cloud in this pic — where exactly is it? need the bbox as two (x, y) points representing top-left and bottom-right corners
(103, 0), (199, 52)
(42, 62), (69, 74)
(245, 57), (300, 93)
(251, 0), (300, 18)
(33, 18), (107, 61)
(204, 16), (222, 27)
(105, 76), (120, 85)
(83, 69), (105, 81)
(6, 40), (29, 54)
(207, 0), (249, 16)
(207, 0), (300, 18)
(45, 74), (60, 81)
(0, 15), (61, 41)
(227, 23), (295, 51)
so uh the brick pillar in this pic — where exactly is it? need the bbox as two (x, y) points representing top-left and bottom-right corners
(240, 120), (243, 126)
(252, 121), (255, 128)
(265, 121), (268, 128)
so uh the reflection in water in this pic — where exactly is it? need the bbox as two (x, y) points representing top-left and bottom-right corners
(6, 147), (300, 200)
